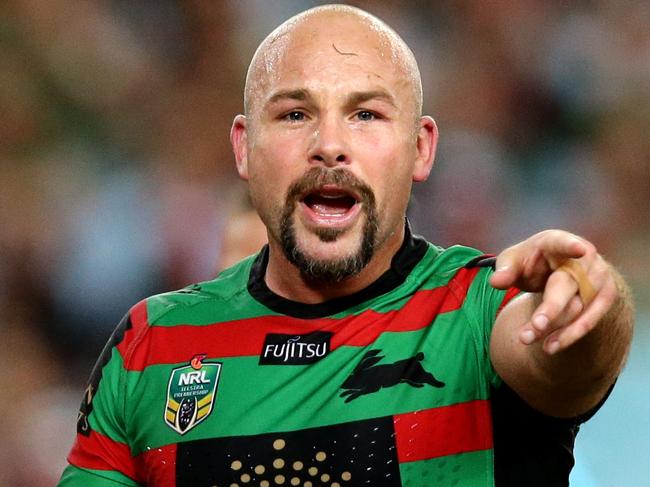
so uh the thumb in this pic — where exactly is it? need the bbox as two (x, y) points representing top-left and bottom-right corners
(490, 264), (517, 290)
(489, 249), (523, 289)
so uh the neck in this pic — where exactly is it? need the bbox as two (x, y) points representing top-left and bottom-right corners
(264, 226), (405, 304)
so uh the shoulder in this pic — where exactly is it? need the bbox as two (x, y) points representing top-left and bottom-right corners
(419, 240), (491, 275)
(108, 255), (261, 370)
(143, 254), (258, 325)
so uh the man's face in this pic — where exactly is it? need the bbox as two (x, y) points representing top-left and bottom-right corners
(234, 14), (434, 282)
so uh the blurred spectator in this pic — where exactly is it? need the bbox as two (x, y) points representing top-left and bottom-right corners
(218, 189), (268, 271)
(0, 1), (648, 485)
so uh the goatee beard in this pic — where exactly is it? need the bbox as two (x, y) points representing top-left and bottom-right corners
(279, 167), (378, 283)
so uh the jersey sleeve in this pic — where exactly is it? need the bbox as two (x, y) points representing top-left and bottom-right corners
(460, 255), (522, 388)
(58, 302), (148, 486)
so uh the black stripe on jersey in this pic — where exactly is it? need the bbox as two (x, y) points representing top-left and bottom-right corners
(464, 254), (496, 269)
(491, 347), (614, 485)
(76, 313), (132, 436)
(492, 384), (579, 486)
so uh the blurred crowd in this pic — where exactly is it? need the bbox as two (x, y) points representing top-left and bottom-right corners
(1, 1), (648, 485)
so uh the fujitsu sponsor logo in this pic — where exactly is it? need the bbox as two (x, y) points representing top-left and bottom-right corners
(259, 331), (333, 365)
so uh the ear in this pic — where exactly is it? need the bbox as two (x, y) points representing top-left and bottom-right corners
(230, 114), (249, 180)
(412, 116), (438, 182)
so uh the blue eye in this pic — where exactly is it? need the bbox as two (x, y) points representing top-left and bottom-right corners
(356, 111), (375, 121)
(286, 111), (305, 121)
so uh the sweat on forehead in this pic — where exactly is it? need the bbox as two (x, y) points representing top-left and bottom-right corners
(243, 4), (423, 118)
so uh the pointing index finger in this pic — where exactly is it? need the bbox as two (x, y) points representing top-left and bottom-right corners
(539, 232), (587, 265)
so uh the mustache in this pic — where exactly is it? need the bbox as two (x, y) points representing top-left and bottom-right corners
(285, 167), (375, 207)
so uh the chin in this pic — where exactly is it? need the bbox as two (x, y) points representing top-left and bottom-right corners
(282, 221), (376, 283)
(297, 226), (362, 261)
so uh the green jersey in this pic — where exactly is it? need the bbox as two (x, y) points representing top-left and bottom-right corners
(60, 228), (588, 487)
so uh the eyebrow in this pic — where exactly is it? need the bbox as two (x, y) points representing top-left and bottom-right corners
(267, 89), (311, 105)
(345, 90), (397, 108)
(266, 88), (397, 108)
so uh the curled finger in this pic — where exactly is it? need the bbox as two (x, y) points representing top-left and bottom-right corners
(529, 268), (579, 334)
(544, 278), (616, 354)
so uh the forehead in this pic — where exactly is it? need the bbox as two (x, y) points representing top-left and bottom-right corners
(250, 14), (415, 109)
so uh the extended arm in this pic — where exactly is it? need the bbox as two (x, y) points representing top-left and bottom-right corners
(489, 230), (634, 418)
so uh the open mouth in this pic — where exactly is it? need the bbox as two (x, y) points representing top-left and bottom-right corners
(304, 191), (357, 215)
(300, 186), (361, 223)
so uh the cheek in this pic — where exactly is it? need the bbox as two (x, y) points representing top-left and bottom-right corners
(246, 143), (301, 218)
(376, 178), (412, 214)
(349, 127), (387, 155)
(352, 124), (413, 163)
(249, 139), (288, 182)
(365, 142), (416, 216)
(361, 137), (414, 186)
(250, 130), (306, 173)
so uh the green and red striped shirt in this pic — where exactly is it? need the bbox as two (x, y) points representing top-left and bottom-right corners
(60, 230), (583, 487)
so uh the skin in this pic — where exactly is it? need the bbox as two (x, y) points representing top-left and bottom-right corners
(231, 5), (634, 418)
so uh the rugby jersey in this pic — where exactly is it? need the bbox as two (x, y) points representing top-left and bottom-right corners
(60, 227), (589, 486)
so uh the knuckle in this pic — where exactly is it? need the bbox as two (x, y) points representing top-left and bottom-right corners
(591, 266), (607, 284)
(601, 279), (619, 303)
(538, 229), (561, 242)
(578, 241), (598, 262)
(583, 241), (597, 255)
(543, 302), (561, 318)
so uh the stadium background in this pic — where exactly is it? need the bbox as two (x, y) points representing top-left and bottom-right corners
(1, 0), (648, 485)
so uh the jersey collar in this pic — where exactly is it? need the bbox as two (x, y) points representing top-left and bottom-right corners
(247, 220), (428, 319)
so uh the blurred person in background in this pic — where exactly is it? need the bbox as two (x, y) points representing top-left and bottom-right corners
(1, 1), (648, 486)
(58, 5), (633, 486)
(217, 192), (268, 270)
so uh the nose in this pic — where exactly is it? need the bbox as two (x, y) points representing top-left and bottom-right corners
(308, 115), (350, 167)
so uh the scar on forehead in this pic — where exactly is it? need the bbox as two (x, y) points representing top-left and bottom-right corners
(332, 43), (357, 56)
(269, 31), (289, 46)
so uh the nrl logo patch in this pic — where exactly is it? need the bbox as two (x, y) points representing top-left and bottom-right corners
(164, 354), (222, 435)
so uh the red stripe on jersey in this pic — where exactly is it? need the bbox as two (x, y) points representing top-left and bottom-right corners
(393, 400), (493, 462)
(497, 287), (521, 315)
(134, 443), (177, 487)
(131, 299), (149, 329)
(117, 300), (150, 365)
(330, 267), (480, 349)
(68, 430), (142, 482)
(123, 267), (481, 371)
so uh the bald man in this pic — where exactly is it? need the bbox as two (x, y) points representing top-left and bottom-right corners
(60, 5), (633, 486)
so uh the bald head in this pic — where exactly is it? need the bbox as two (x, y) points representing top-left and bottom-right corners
(243, 4), (423, 123)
